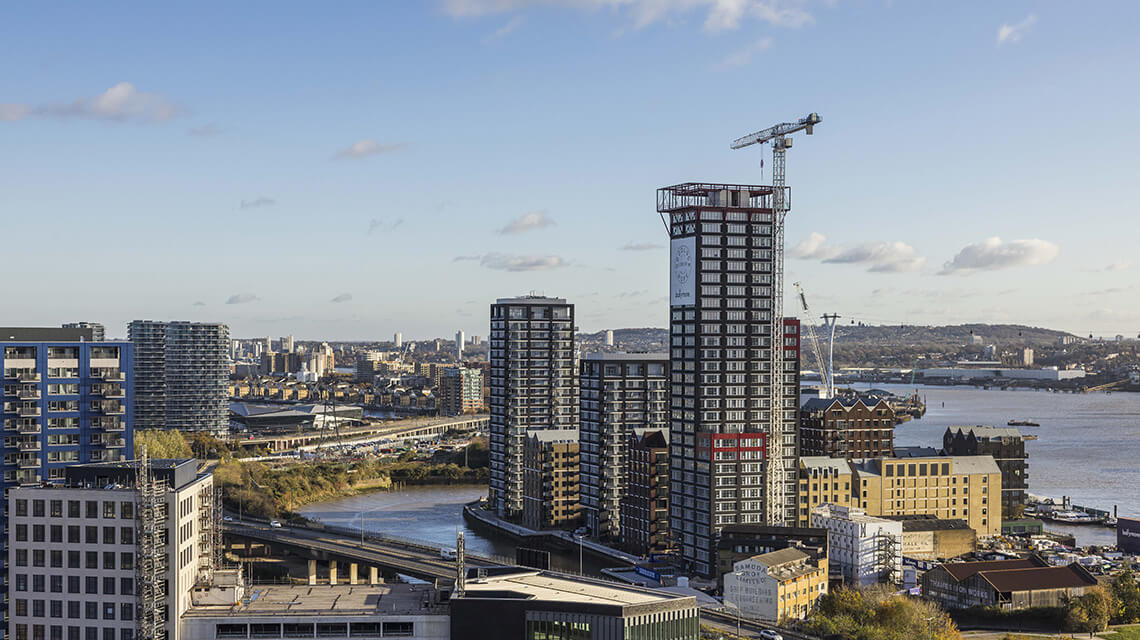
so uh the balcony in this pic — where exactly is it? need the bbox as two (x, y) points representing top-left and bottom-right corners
(100, 420), (125, 432)
(104, 438), (126, 449)
(103, 386), (125, 398)
(18, 423), (41, 434)
(18, 407), (40, 418)
(100, 402), (125, 415)
(17, 389), (40, 400)
(18, 457), (39, 469)
(18, 441), (39, 452)
(18, 373), (40, 383)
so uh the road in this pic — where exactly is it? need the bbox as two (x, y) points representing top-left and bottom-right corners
(223, 518), (498, 581)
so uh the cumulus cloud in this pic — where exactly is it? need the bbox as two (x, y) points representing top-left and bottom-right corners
(240, 197), (276, 209)
(441, 0), (813, 31)
(478, 253), (566, 271)
(368, 218), (404, 234)
(498, 210), (554, 234)
(619, 242), (663, 251)
(940, 237), (1059, 275)
(330, 293), (353, 303)
(792, 232), (925, 273)
(226, 293), (259, 305)
(1, 82), (179, 123)
(719, 38), (773, 68)
(997, 14), (1036, 45)
(335, 139), (407, 159)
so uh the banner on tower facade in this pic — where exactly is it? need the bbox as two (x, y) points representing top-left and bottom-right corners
(670, 236), (696, 307)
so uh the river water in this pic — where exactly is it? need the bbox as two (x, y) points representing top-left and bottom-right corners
(301, 385), (1140, 553)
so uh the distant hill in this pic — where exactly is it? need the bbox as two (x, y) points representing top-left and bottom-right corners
(581, 324), (1075, 348)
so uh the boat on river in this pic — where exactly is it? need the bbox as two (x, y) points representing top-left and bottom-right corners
(1008, 419), (1041, 427)
(1045, 510), (1103, 524)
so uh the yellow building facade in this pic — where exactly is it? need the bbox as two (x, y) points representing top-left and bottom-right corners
(798, 455), (1001, 536)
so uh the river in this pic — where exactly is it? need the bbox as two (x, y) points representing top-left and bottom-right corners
(298, 485), (610, 575)
(301, 385), (1140, 553)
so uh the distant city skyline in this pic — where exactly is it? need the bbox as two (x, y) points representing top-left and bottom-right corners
(4, 3), (1138, 339)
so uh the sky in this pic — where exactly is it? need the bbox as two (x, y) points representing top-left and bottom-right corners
(3, 1), (1138, 341)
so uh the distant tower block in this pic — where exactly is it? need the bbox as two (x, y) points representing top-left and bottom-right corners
(394, 332), (403, 348)
(605, 330), (614, 347)
(456, 330), (465, 361)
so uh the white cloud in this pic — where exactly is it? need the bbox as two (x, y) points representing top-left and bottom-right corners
(792, 232), (925, 273)
(368, 218), (405, 234)
(719, 37), (773, 68)
(441, 0), (813, 31)
(240, 197), (276, 209)
(498, 210), (555, 234)
(619, 242), (663, 251)
(1, 82), (179, 123)
(485, 15), (525, 40)
(997, 14), (1036, 45)
(479, 253), (566, 271)
(335, 139), (407, 159)
(940, 237), (1059, 275)
(226, 293), (260, 304)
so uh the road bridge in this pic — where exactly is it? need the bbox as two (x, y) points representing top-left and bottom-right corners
(230, 414), (488, 452)
(223, 518), (503, 582)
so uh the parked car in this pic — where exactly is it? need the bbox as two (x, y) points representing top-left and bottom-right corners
(269, 520), (282, 528)
(759, 630), (783, 640)
(223, 515), (234, 522)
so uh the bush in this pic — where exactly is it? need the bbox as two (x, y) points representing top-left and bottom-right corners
(802, 586), (961, 640)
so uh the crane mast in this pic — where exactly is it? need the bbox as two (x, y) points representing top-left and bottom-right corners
(732, 113), (821, 526)
(794, 282), (831, 398)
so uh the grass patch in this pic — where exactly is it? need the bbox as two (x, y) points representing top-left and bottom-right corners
(1104, 625), (1140, 640)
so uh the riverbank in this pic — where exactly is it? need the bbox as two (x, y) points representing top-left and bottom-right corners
(461, 500), (639, 567)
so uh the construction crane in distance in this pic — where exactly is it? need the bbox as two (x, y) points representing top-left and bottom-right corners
(732, 113), (821, 527)
(794, 282), (832, 398)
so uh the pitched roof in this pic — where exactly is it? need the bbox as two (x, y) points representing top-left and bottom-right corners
(979, 564), (1097, 593)
(940, 557), (1046, 582)
(948, 425), (1025, 440)
(752, 547), (810, 567)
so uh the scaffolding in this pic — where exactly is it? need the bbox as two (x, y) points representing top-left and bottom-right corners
(197, 483), (223, 584)
(136, 449), (169, 640)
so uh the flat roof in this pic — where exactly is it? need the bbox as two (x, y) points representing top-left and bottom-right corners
(584, 353), (668, 361)
(495, 296), (568, 305)
(0, 327), (111, 342)
(185, 584), (444, 618)
(460, 570), (693, 608)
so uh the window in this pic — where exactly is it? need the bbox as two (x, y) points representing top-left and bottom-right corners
(381, 623), (414, 638)
(68, 602), (80, 619)
(85, 577), (97, 595)
(16, 524), (27, 541)
(68, 501), (80, 518)
(16, 499), (28, 516)
(102, 502), (115, 519)
(85, 502), (97, 519)
(84, 602), (97, 620)
(68, 551), (80, 569)
(33, 500), (45, 517)
(68, 577), (80, 595)
(68, 526), (80, 544)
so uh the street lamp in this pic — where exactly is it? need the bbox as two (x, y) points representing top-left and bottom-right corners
(575, 534), (584, 575)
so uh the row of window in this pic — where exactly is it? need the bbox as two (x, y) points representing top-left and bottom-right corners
(13, 625), (132, 640)
(15, 498), (134, 518)
(12, 548), (135, 573)
(14, 598), (135, 619)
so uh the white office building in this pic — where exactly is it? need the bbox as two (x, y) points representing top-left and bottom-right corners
(811, 505), (902, 587)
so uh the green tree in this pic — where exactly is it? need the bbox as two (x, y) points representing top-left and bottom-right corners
(133, 429), (192, 459)
(1112, 571), (1140, 623)
(1065, 586), (1115, 634)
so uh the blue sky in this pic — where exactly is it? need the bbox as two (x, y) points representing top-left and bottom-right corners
(3, 1), (1138, 340)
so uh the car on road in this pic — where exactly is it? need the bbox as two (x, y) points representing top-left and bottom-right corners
(759, 630), (783, 640)
(269, 520), (282, 528)
(223, 515), (233, 522)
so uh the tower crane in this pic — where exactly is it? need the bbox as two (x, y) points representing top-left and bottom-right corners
(794, 282), (832, 398)
(731, 113), (821, 527)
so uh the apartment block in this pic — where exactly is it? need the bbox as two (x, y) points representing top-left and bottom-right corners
(488, 296), (576, 521)
(1, 329), (135, 632)
(438, 367), (484, 416)
(7, 459), (215, 640)
(799, 397), (895, 459)
(620, 430), (671, 556)
(660, 179), (802, 577)
(520, 429), (581, 531)
(129, 321), (230, 434)
(579, 353), (668, 542)
(796, 455), (1002, 537)
(943, 426), (1031, 518)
